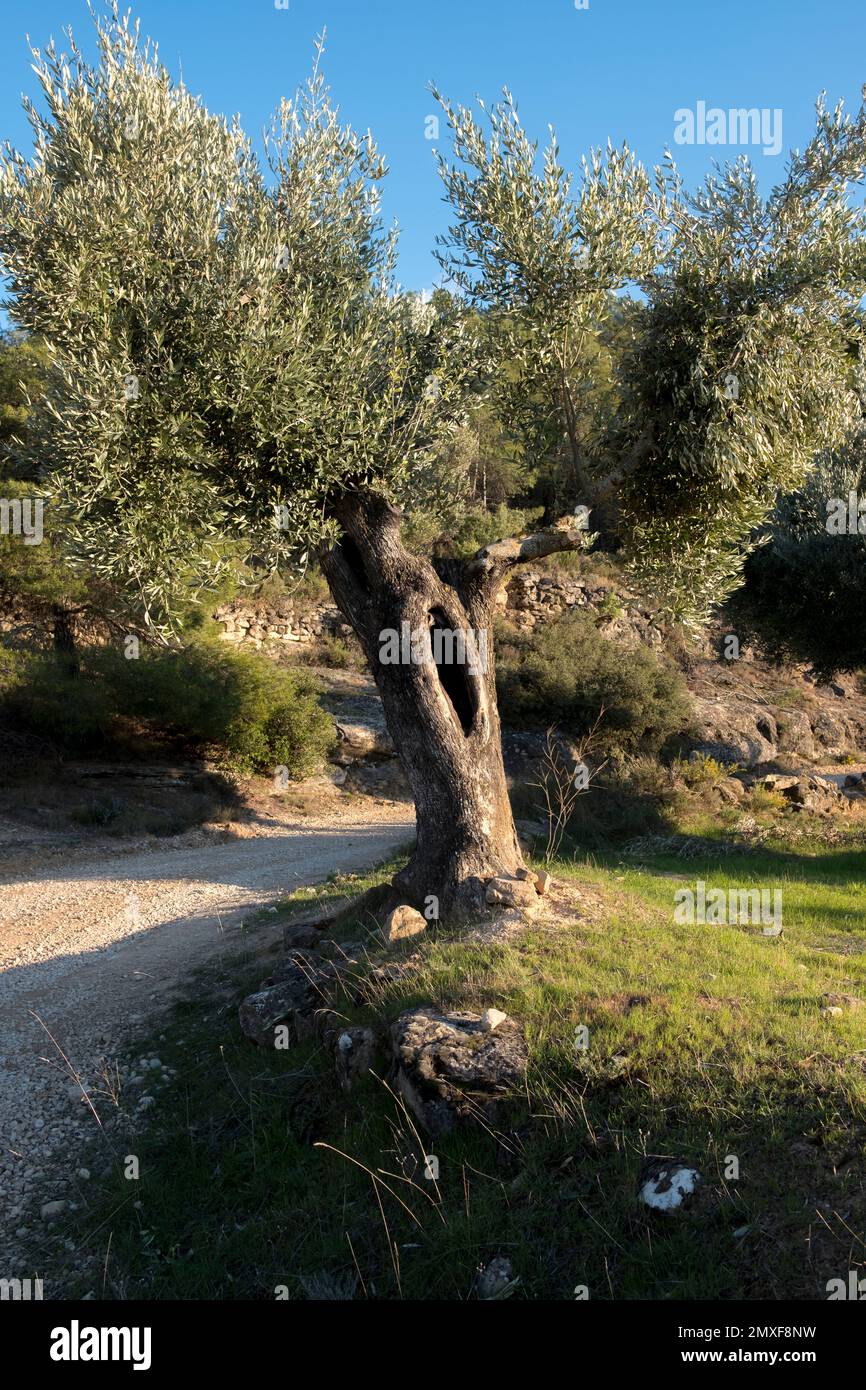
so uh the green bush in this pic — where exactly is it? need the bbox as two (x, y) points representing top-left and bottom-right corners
(0, 640), (336, 776)
(496, 611), (691, 755)
(0, 650), (112, 754)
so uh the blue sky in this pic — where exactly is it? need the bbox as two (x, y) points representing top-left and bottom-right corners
(1, 0), (866, 291)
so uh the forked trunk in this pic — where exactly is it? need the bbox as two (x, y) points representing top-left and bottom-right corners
(320, 495), (523, 919)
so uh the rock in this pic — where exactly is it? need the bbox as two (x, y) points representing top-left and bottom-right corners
(755, 774), (800, 792)
(776, 711), (815, 759)
(333, 712), (394, 762)
(534, 869), (552, 895)
(715, 779), (743, 805)
(485, 876), (539, 909)
(475, 1256), (519, 1300)
(480, 1008), (508, 1032)
(77, 1168), (91, 1180)
(41, 1200), (67, 1221)
(690, 697), (778, 766)
(639, 1162), (702, 1212)
(331, 1026), (378, 1091)
(822, 1005), (844, 1018)
(282, 923), (326, 950)
(384, 905), (427, 944)
(812, 709), (851, 755)
(281, 897), (356, 945)
(391, 1007), (529, 1137)
(239, 950), (344, 1046)
(779, 775), (844, 812)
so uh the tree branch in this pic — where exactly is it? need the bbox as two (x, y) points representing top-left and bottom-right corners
(466, 515), (588, 584)
(464, 427), (655, 592)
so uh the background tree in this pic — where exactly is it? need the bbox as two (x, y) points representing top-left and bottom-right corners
(730, 402), (866, 678)
(3, 8), (866, 917)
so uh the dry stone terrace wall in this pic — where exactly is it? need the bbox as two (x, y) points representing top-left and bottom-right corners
(212, 568), (664, 653)
(502, 570), (666, 649)
(213, 597), (353, 650)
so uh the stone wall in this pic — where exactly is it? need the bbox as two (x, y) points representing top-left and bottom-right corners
(502, 570), (666, 650)
(213, 568), (663, 652)
(213, 597), (353, 651)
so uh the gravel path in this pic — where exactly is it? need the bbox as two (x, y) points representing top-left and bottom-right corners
(0, 813), (413, 1242)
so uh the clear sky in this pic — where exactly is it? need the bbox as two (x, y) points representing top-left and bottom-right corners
(2, 0), (866, 292)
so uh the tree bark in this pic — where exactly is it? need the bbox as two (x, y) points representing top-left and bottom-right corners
(51, 603), (80, 677)
(319, 494), (587, 920)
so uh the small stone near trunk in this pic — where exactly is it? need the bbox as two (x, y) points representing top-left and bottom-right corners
(485, 876), (539, 909)
(384, 905), (427, 943)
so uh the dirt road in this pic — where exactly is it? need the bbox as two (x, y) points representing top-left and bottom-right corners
(0, 812), (414, 1235)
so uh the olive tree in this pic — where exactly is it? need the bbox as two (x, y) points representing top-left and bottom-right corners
(730, 401), (866, 678)
(3, 8), (866, 917)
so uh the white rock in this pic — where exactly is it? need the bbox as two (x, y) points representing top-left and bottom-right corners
(41, 1200), (67, 1221)
(480, 1008), (508, 1032)
(640, 1166), (701, 1212)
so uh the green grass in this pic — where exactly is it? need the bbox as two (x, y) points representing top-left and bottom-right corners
(47, 831), (866, 1302)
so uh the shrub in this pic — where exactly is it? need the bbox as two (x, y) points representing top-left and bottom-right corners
(0, 649), (112, 754)
(496, 611), (691, 756)
(673, 753), (729, 789)
(97, 641), (336, 775)
(0, 640), (336, 775)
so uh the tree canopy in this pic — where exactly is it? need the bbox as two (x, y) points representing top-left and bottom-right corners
(3, 7), (866, 636)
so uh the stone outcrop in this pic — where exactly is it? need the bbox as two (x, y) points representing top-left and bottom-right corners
(690, 692), (866, 768)
(390, 1007), (529, 1136)
(239, 949), (356, 1047)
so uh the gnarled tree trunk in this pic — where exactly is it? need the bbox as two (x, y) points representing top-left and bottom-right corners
(319, 493), (586, 919)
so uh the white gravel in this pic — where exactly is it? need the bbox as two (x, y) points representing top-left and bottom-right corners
(0, 812), (413, 1249)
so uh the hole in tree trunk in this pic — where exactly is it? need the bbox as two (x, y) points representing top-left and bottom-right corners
(338, 535), (369, 593)
(429, 607), (475, 736)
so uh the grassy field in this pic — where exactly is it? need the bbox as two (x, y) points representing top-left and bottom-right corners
(51, 818), (866, 1302)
